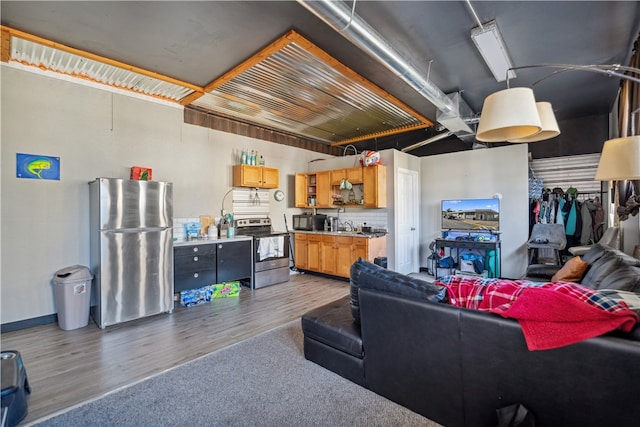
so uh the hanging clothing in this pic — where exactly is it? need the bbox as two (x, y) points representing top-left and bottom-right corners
(580, 201), (594, 245)
(564, 198), (578, 253)
(592, 197), (605, 241)
(556, 198), (566, 226)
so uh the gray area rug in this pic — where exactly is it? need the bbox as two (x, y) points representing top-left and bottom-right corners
(32, 320), (441, 427)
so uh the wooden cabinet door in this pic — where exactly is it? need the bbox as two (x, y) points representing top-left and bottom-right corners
(363, 165), (387, 208)
(330, 169), (346, 186)
(353, 237), (369, 262)
(316, 171), (332, 208)
(336, 236), (355, 278)
(233, 164), (261, 187)
(294, 233), (307, 269)
(307, 235), (322, 271)
(261, 167), (279, 188)
(233, 164), (279, 188)
(346, 167), (363, 184)
(321, 236), (337, 275)
(294, 174), (307, 208)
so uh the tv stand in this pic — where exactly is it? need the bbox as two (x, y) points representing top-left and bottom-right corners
(435, 237), (501, 279)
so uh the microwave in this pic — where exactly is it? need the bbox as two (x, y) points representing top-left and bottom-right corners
(293, 214), (326, 231)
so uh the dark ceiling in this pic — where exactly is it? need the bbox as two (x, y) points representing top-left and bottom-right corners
(2, 1), (639, 156)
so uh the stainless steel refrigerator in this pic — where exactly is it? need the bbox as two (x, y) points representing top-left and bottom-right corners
(89, 178), (173, 328)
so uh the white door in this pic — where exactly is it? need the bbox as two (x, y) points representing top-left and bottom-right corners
(395, 168), (419, 274)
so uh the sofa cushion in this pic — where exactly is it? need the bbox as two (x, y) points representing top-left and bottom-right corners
(525, 264), (562, 281)
(349, 258), (446, 324)
(595, 266), (640, 292)
(301, 295), (363, 358)
(551, 256), (589, 282)
(581, 244), (640, 289)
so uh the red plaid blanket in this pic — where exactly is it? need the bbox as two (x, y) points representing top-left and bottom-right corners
(437, 276), (639, 350)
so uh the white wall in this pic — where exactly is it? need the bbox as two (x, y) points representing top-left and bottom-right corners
(0, 66), (322, 324)
(1, 65), (533, 326)
(420, 144), (530, 279)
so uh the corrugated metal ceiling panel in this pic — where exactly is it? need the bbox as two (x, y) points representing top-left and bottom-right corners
(191, 35), (430, 144)
(9, 36), (195, 102)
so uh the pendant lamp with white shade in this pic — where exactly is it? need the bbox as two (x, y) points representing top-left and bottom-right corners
(475, 87), (542, 142)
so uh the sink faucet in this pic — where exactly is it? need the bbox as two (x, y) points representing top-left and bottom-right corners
(342, 220), (354, 232)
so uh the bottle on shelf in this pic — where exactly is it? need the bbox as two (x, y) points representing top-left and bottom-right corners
(241, 149), (247, 165)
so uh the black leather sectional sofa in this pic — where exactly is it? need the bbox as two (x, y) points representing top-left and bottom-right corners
(301, 246), (640, 427)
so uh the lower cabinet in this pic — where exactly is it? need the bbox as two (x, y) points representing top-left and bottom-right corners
(294, 233), (308, 269)
(174, 243), (217, 293)
(174, 239), (252, 293)
(294, 233), (386, 278)
(217, 240), (252, 283)
(306, 234), (322, 271)
(321, 235), (338, 276)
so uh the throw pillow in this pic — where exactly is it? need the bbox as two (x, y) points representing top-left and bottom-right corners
(551, 256), (590, 282)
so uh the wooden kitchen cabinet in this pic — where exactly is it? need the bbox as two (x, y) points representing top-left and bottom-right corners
(294, 233), (308, 269)
(330, 167), (364, 186)
(353, 237), (369, 261)
(353, 236), (387, 262)
(233, 164), (279, 189)
(295, 171), (331, 208)
(306, 234), (322, 271)
(294, 232), (387, 279)
(320, 235), (353, 276)
(336, 236), (356, 277)
(321, 235), (338, 275)
(296, 165), (385, 209)
(363, 165), (387, 208)
(294, 174), (308, 208)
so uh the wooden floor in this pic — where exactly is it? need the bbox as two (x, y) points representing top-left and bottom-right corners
(1, 272), (349, 425)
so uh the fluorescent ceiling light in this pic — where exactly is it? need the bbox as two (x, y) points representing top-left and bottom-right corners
(471, 20), (516, 82)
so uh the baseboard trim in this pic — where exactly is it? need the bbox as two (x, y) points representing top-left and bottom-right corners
(1, 314), (58, 333)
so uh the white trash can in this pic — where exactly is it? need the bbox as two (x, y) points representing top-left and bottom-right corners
(52, 265), (93, 330)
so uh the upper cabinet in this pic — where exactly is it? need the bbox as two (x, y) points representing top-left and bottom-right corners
(233, 165), (279, 189)
(363, 165), (386, 208)
(330, 167), (364, 186)
(295, 165), (386, 208)
(296, 171), (331, 208)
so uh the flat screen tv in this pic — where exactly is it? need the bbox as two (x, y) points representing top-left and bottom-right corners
(441, 198), (500, 231)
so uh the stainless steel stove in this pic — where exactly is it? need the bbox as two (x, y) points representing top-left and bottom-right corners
(235, 217), (290, 289)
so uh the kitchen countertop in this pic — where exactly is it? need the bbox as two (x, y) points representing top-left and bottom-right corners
(173, 235), (253, 247)
(292, 230), (387, 239)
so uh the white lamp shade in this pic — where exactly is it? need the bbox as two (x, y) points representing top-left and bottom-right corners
(508, 102), (561, 142)
(595, 136), (640, 181)
(476, 87), (542, 142)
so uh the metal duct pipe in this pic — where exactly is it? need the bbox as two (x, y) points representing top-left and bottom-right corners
(297, 0), (460, 119)
(401, 131), (453, 152)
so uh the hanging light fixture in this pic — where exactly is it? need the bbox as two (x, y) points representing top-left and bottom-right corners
(476, 64), (640, 143)
(597, 102), (640, 182)
(508, 102), (560, 143)
(595, 136), (640, 181)
(475, 87), (541, 142)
